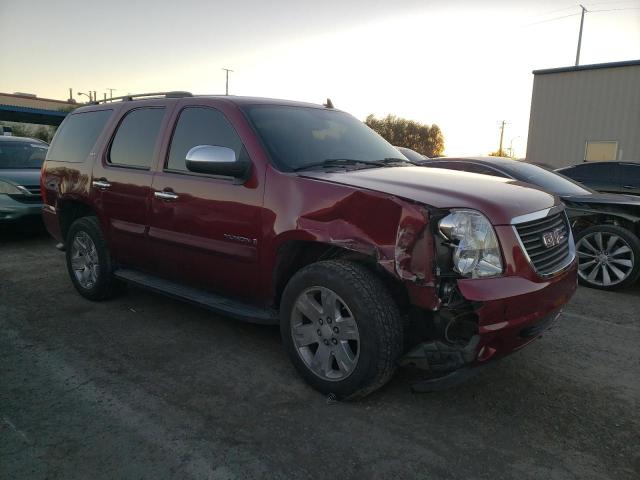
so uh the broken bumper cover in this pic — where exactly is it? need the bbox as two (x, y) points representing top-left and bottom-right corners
(458, 259), (577, 362)
(400, 260), (577, 389)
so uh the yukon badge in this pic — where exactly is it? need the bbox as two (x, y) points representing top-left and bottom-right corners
(541, 228), (566, 248)
(223, 233), (257, 246)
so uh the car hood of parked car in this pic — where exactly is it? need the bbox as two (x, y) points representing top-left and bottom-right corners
(561, 192), (640, 208)
(0, 168), (41, 187)
(300, 166), (556, 225)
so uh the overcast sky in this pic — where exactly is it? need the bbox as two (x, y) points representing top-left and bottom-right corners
(1, 0), (638, 156)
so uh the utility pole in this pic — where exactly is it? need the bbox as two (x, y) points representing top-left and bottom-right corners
(498, 120), (507, 156)
(106, 88), (116, 100)
(509, 136), (521, 158)
(222, 68), (234, 95)
(575, 4), (587, 66)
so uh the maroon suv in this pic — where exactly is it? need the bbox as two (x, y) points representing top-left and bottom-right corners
(41, 92), (577, 398)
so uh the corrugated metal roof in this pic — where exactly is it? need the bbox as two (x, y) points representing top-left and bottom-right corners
(0, 104), (69, 126)
(533, 59), (640, 76)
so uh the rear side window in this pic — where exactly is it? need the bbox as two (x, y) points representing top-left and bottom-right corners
(109, 108), (165, 169)
(620, 164), (640, 185)
(46, 110), (112, 163)
(166, 107), (244, 172)
(569, 163), (611, 181)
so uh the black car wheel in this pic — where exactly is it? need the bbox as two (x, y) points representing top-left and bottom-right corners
(280, 260), (404, 400)
(575, 225), (640, 290)
(66, 216), (122, 300)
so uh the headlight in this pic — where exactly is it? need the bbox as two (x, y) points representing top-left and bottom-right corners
(0, 180), (23, 195)
(438, 209), (503, 278)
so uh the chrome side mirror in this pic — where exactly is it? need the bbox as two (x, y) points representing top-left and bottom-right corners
(185, 145), (249, 178)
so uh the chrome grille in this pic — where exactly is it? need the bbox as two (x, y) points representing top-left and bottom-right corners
(22, 184), (41, 196)
(8, 184), (42, 203)
(515, 211), (572, 275)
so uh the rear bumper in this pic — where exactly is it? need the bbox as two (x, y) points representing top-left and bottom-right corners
(457, 259), (578, 363)
(0, 195), (43, 223)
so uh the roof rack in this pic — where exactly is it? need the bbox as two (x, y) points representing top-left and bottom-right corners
(94, 91), (193, 104)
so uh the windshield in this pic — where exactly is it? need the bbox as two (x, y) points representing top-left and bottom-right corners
(0, 140), (48, 169)
(244, 106), (406, 171)
(508, 162), (593, 196)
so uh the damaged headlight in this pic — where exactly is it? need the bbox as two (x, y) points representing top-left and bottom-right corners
(438, 209), (503, 278)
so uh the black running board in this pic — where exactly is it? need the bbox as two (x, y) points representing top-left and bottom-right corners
(114, 269), (278, 325)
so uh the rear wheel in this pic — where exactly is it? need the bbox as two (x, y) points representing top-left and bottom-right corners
(280, 260), (403, 400)
(575, 225), (640, 290)
(66, 216), (121, 300)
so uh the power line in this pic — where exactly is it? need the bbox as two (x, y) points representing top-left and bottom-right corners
(525, 12), (581, 26)
(589, 7), (640, 11)
(584, 0), (640, 7)
(540, 4), (580, 15)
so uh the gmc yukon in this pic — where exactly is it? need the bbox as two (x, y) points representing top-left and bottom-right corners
(41, 92), (578, 398)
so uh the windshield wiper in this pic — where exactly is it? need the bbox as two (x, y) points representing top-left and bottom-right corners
(293, 158), (385, 172)
(294, 157), (416, 172)
(379, 157), (420, 166)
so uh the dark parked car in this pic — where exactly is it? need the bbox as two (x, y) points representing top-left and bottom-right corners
(421, 157), (640, 290)
(41, 93), (577, 398)
(0, 136), (47, 225)
(557, 161), (640, 197)
(395, 146), (427, 162)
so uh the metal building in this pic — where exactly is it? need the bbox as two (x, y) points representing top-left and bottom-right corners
(0, 92), (76, 126)
(526, 59), (640, 168)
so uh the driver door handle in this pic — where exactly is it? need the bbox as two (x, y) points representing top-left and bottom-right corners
(154, 190), (179, 200)
(92, 179), (111, 189)
(623, 185), (634, 189)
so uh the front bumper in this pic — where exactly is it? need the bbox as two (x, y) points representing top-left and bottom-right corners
(401, 216), (578, 388)
(456, 230), (578, 364)
(0, 194), (43, 223)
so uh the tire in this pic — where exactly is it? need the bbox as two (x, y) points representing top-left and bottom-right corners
(280, 260), (404, 400)
(575, 224), (640, 290)
(65, 216), (121, 300)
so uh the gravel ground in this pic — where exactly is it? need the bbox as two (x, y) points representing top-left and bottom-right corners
(1, 230), (639, 479)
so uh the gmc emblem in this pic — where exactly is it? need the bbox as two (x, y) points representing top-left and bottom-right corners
(541, 228), (566, 248)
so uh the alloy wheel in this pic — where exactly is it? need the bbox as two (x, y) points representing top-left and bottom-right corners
(576, 231), (634, 287)
(70, 231), (100, 289)
(290, 286), (360, 381)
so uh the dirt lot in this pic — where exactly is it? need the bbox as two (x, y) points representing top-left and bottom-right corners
(1, 230), (639, 479)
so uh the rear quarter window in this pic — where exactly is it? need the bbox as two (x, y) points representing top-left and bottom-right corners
(108, 108), (165, 169)
(46, 110), (113, 163)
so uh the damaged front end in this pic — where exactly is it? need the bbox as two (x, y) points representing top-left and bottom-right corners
(395, 207), (506, 391)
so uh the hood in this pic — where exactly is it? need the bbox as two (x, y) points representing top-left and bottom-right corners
(300, 166), (556, 225)
(562, 192), (640, 208)
(0, 168), (41, 187)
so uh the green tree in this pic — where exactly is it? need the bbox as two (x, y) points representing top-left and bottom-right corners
(489, 149), (509, 157)
(0, 122), (56, 143)
(365, 114), (445, 157)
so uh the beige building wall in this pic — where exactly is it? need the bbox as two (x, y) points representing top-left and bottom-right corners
(526, 62), (640, 168)
(0, 93), (77, 111)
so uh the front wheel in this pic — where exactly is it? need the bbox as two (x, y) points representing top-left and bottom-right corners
(575, 224), (640, 290)
(280, 260), (404, 400)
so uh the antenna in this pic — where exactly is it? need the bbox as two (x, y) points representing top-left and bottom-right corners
(323, 98), (334, 108)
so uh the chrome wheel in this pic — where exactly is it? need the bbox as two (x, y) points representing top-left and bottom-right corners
(577, 231), (634, 287)
(70, 231), (100, 289)
(290, 286), (360, 381)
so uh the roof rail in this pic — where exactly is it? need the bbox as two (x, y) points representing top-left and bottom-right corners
(94, 91), (193, 104)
